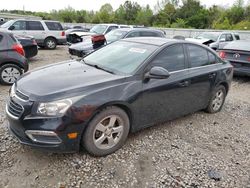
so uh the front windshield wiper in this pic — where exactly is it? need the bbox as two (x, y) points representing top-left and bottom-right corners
(83, 61), (114, 74)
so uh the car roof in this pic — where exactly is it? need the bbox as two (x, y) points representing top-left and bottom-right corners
(112, 28), (163, 33)
(121, 37), (176, 46)
(12, 19), (60, 23)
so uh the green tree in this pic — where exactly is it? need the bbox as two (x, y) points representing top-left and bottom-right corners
(98, 3), (114, 23)
(135, 5), (153, 26)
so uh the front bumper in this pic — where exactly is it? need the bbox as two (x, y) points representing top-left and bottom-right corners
(6, 104), (83, 153)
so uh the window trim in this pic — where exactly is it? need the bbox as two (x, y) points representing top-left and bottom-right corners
(146, 43), (188, 73)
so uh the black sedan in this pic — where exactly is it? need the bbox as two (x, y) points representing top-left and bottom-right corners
(6, 38), (233, 156)
(68, 28), (166, 57)
(15, 35), (38, 59)
(0, 31), (28, 85)
(218, 40), (250, 76)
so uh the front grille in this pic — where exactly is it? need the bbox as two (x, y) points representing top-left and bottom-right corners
(15, 89), (29, 101)
(8, 99), (24, 118)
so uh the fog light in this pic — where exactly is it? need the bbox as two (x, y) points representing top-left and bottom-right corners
(67, 132), (78, 139)
(25, 130), (62, 144)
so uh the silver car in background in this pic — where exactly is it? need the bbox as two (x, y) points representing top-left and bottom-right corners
(0, 19), (66, 49)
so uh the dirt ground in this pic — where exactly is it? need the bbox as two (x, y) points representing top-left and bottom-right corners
(0, 46), (249, 188)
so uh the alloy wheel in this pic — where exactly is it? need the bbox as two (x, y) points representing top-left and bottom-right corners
(212, 89), (224, 111)
(93, 115), (124, 150)
(1, 67), (21, 84)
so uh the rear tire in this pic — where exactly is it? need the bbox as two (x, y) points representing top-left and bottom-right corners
(44, 38), (57, 49)
(82, 106), (130, 156)
(205, 85), (226, 113)
(0, 64), (22, 85)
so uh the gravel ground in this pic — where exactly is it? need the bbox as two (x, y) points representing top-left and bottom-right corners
(0, 46), (249, 188)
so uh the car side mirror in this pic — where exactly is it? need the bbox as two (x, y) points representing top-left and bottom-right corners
(145, 66), (170, 80)
(219, 38), (226, 42)
(8, 25), (15, 30)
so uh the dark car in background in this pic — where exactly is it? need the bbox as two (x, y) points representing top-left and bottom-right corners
(218, 40), (250, 76)
(69, 28), (166, 57)
(0, 31), (28, 85)
(6, 38), (233, 156)
(15, 35), (38, 58)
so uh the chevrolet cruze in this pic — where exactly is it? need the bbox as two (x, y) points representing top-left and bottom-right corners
(6, 38), (233, 156)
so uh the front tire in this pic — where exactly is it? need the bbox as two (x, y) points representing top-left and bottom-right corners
(82, 106), (130, 156)
(44, 38), (57, 49)
(206, 85), (226, 113)
(0, 64), (22, 85)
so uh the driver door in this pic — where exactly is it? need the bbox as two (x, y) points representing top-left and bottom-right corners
(138, 44), (191, 129)
(9, 20), (27, 36)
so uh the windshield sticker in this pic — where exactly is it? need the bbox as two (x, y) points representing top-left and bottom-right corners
(129, 48), (147, 53)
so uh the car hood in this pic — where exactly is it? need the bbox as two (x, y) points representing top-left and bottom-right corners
(16, 60), (126, 101)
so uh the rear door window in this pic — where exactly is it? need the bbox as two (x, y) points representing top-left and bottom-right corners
(45, 22), (63, 31)
(208, 51), (220, 64)
(140, 31), (161, 37)
(126, 31), (140, 38)
(151, 44), (185, 72)
(12, 21), (26, 30)
(0, 35), (3, 43)
(187, 44), (209, 68)
(27, 21), (44, 30)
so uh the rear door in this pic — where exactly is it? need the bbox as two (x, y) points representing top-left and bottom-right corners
(186, 44), (220, 111)
(26, 21), (46, 42)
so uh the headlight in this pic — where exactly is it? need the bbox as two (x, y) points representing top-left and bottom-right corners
(37, 99), (72, 116)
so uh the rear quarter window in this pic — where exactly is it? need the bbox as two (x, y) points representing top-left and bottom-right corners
(0, 35), (3, 42)
(45, 22), (63, 31)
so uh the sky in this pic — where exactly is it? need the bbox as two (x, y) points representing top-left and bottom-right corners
(0, 0), (244, 12)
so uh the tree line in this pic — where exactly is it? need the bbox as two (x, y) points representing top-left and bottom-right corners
(1, 0), (250, 30)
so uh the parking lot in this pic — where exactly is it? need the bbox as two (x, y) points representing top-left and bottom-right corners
(0, 47), (250, 188)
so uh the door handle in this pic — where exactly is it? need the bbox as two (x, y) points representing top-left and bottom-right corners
(209, 73), (216, 79)
(178, 80), (189, 87)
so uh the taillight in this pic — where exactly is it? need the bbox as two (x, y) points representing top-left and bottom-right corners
(218, 51), (226, 59)
(247, 57), (250, 62)
(92, 35), (106, 43)
(61, 31), (65, 36)
(12, 44), (25, 56)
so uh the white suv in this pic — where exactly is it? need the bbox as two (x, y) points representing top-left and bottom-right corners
(0, 19), (66, 49)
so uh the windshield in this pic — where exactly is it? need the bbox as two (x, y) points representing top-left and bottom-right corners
(0, 20), (14, 28)
(105, 30), (128, 43)
(196, 32), (220, 41)
(90, 25), (108, 34)
(84, 41), (157, 74)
